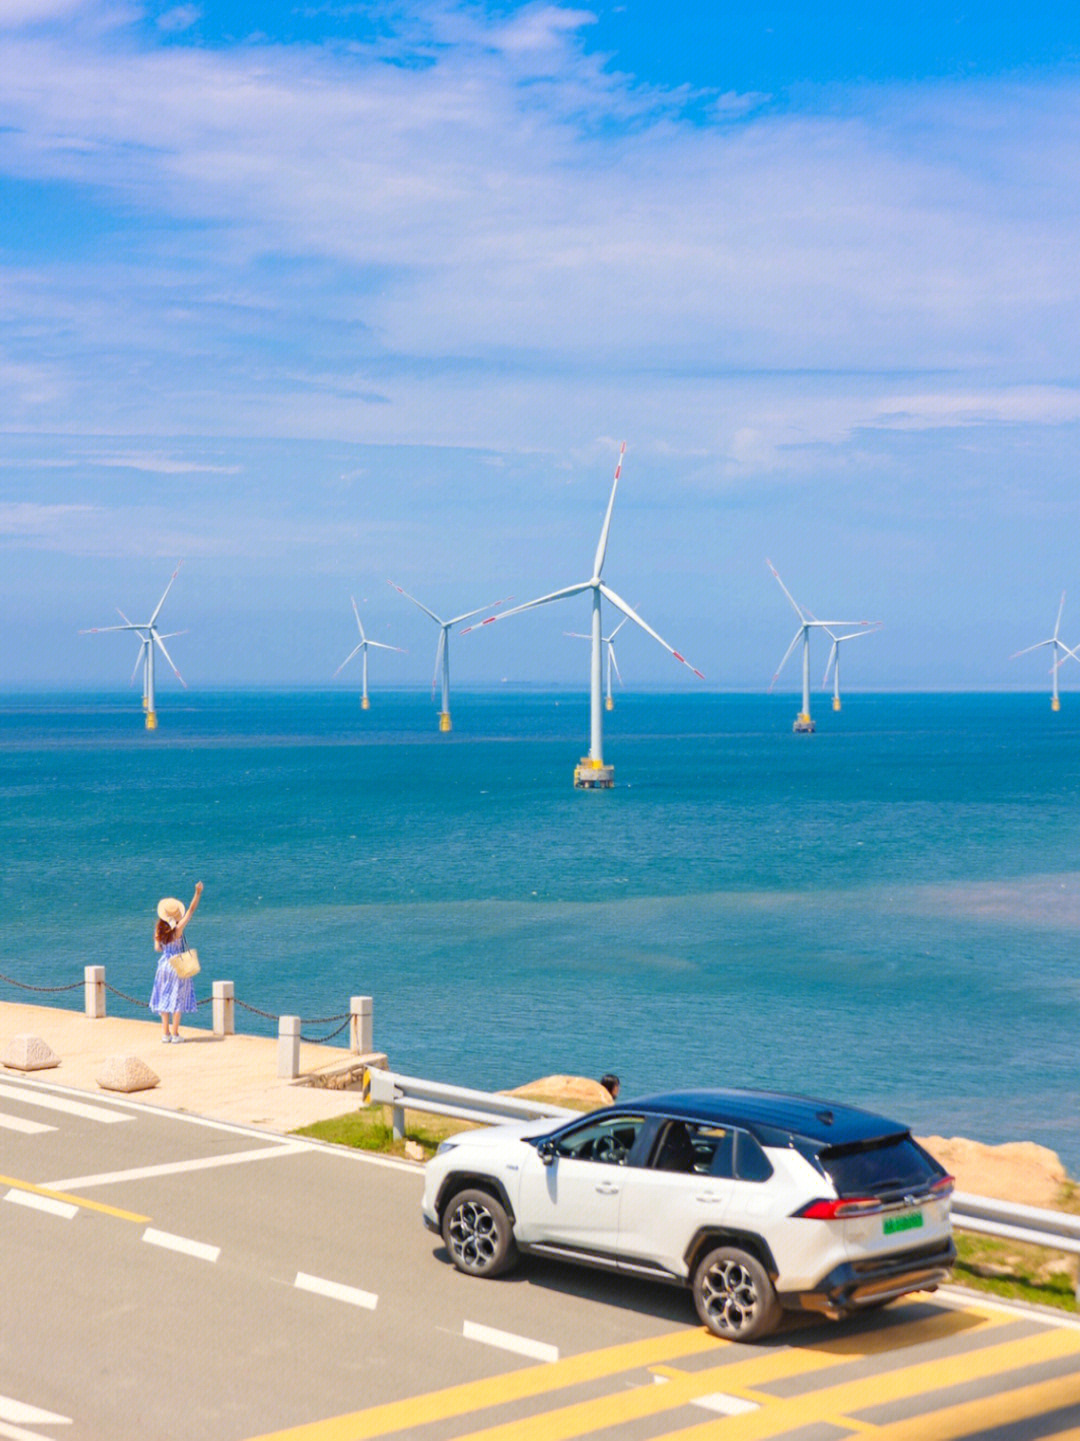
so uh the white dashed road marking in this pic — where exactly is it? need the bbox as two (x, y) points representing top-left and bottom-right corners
(46, 1141), (312, 1191)
(294, 1273), (378, 1310)
(0, 1084), (133, 1124)
(0, 1113), (55, 1135)
(4, 1190), (78, 1221)
(462, 1320), (559, 1363)
(142, 1227), (221, 1263)
(692, 1393), (761, 1415)
(0, 1391), (72, 1440)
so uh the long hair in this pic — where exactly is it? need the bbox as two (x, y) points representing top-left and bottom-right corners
(155, 918), (177, 946)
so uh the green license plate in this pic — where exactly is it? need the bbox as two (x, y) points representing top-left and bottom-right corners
(883, 1211), (924, 1236)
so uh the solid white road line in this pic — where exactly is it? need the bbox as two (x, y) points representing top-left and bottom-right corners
(142, 1227), (221, 1263)
(294, 1272), (378, 1310)
(0, 1083), (133, 1124)
(0, 1113), (55, 1135)
(46, 1142), (313, 1191)
(4, 1190), (78, 1220)
(0, 1394), (72, 1424)
(462, 1320), (559, 1363)
(691, 1393), (760, 1415)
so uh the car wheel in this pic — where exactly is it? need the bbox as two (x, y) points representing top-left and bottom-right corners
(692, 1246), (781, 1341)
(442, 1188), (518, 1278)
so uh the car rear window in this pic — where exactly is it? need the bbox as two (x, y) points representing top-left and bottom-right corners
(816, 1133), (944, 1197)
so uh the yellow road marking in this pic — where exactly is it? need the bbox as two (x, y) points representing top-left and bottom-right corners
(0, 1173), (149, 1223)
(645, 1324), (1080, 1440)
(868, 1371), (1080, 1440)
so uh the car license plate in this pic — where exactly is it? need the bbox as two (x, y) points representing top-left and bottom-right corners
(883, 1210), (924, 1236)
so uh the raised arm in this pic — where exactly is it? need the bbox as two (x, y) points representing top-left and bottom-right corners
(177, 881), (204, 935)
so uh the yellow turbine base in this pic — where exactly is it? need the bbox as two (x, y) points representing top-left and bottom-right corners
(439, 713), (452, 732)
(145, 711), (158, 731)
(832, 697), (841, 711)
(605, 697), (614, 711)
(574, 756), (614, 789)
(361, 696), (371, 710)
(1053, 696), (1061, 711)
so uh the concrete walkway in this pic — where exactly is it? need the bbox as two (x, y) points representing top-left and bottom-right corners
(0, 999), (382, 1133)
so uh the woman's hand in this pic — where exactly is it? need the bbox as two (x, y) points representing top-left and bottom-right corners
(195, 881), (204, 895)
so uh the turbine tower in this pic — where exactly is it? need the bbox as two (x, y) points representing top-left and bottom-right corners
(334, 596), (404, 709)
(80, 561), (187, 730)
(463, 443), (704, 787)
(565, 614), (628, 710)
(1010, 593), (1079, 711)
(767, 560), (875, 733)
(387, 583), (509, 732)
(822, 623), (881, 712)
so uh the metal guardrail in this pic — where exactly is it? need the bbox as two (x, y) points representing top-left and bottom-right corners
(366, 1071), (1080, 1301)
(365, 1068), (578, 1139)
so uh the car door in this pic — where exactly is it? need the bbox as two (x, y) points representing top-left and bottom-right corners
(514, 1113), (648, 1256)
(615, 1120), (737, 1277)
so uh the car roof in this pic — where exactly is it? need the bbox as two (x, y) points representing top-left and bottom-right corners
(610, 1089), (907, 1148)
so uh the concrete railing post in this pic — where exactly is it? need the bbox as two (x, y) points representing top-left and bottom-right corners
(212, 981), (235, 1037)
(350, 995), (373, 1054)
(277, 1015), (301, 1079)
(84, 965), (105, 1019)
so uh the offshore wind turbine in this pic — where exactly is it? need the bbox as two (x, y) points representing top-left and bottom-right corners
(334, 596), (404, 709)
(80, 561), (187, 730)
(387, 583), (510, 732)
(1011, 593), (1079, 710)
(565, 614), (629, 711)
(767, 560), (875, 733)
(821, 623), (882, 712)
(463, 443), (704, 787)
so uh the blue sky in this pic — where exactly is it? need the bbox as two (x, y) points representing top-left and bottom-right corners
(3, 0), (1080, 693)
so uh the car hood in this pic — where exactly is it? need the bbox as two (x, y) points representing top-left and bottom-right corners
(446, 1117), (560, 1148)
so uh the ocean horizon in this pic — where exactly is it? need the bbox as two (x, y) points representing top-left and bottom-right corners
(3, 688), (1078, 1172)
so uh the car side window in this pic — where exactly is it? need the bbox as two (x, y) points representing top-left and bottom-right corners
(554, 1115), (645, 1165)
(653, 1122), (734, 1176)
(734, 1130), (774, 1182)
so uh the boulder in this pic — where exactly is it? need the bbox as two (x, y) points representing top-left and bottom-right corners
(96, 1055), (160, 1094)
(503, 1075), (611, 1110)
(917, 1134), (1068, 1209)
(2, 1034), (60, 1071)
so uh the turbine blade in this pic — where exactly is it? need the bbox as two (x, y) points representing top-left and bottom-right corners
(1010, 639), (1052, 659)
(130, 641), (147, 686)
(599, 584), (704, 679)
(460, 583), (590, 632)
(822, 641), (838, 688)
(80, 624), (138, 634)
(770, 629), (803, 691)
(766, 559), (806, 621)
(149, 559), (184, 626)
(387, 581), (442, 626)
(351, 596), (368, 641)
(609, 645), (624, 686)
(447, 596), (513, 627)
(152, 630), (187, 688)
(432, 628), (446, 697)
(334, 643), (363, 677)
(1055, 591), (1066, 639)
(591, 441), (625, 579)
(365, 640), (406, 653)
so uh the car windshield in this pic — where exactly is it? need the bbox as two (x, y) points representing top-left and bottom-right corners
(816, 1133), (944, 1197)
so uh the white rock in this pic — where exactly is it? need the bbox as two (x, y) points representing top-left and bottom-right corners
(2, 1034), (60, 1071)
(96, 1054), (160, 1093)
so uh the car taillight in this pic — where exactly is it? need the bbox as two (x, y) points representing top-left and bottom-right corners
(931, 1174), (955, 1197)
(792, 1197), (882, 1220)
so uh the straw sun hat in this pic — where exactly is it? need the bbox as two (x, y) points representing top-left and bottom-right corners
(157, 897), (185, 926)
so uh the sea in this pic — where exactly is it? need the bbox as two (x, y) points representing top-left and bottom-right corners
(2, 689), (1079, 1172)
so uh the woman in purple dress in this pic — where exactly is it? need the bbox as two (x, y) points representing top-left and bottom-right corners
(149, 881), (203, 1042)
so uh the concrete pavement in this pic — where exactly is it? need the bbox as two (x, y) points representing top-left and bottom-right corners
(0, 999), (381, 1133)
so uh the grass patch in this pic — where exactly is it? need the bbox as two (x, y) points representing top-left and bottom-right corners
(952, 1231), (1078, 1314)
(293, 1105), (481, 1161)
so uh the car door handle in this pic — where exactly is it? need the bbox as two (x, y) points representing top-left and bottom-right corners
(696, 1192), (722, 1203)
(595, 1182), (620, 1195)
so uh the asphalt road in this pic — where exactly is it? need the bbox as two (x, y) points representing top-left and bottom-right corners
(2, 1073), (1079, 1441)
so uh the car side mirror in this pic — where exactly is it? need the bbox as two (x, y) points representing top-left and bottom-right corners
(538, 1139), (556, 1166)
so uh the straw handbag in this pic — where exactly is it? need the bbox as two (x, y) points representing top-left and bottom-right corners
(170, 945), (200, 979)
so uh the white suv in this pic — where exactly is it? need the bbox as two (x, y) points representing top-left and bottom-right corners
(421, 1088), (955, 1340)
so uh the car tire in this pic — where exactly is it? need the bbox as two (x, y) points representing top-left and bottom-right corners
(692, 1245), (782, 1341)
(442, 1188), (518, 1278)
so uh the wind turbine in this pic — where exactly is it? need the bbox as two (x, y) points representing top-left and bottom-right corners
(387, 583), (510, 732)
(565, 614), (628, 711)
(80, 561), (187, 730)
(1011, 593), (1079, 710)
(767, 560), (875, 733)
(334, 596), (405, 709)
(821, 623), (882, 712)
(463, 443), (704, 787)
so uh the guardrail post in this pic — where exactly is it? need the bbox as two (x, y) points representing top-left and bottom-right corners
(277, 1015), (301, 1079)
(84, 965), (105, 1018)
(212, 981), (234, 1037)
(350, 995), (373, 1054)
(391, 1103), (405, 1141)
